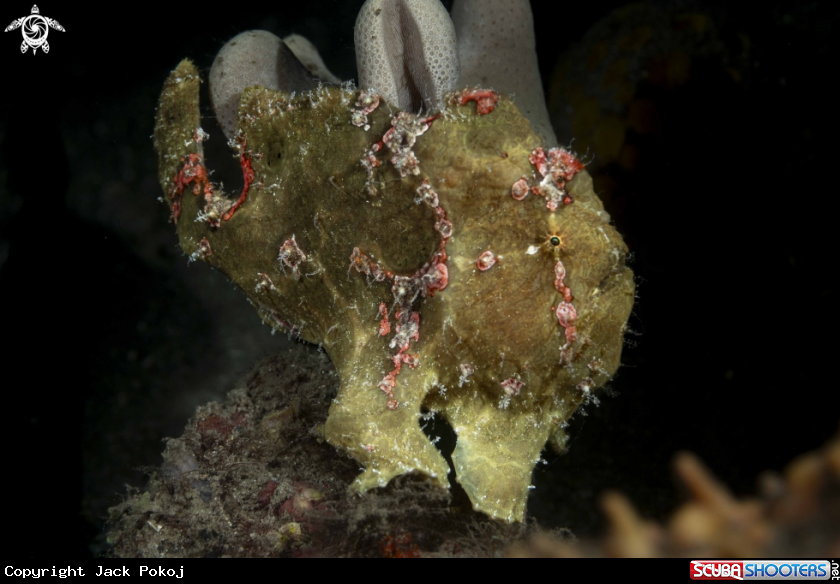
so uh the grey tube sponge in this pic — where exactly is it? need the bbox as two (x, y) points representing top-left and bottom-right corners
(452, 0), (557, 146)
(355, 0), (460, 112)
(209, 30), (320, 140)
(283, 34), (342, 85)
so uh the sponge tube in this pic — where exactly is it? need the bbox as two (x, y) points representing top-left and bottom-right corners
(209, 30), (320, 140)
(355, 0), (460, 112)
(452, 0), (557, 146)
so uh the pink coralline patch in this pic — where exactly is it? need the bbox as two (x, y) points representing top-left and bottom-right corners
(511, 178), (529, 201)
(477, 250), (497, 271)
(378, 340), (420, 411)
(529, 148), (549, 177)
(554, 260), (573, 303)
(415, 179), (453, 264)
(197, 412), (246, 438)
(409, 181), (453, 299)
(196, 413), (231, 436)
(351, 90), (380, 130)
(378, 371), (399, 410)
(415, 179), (439, 207)
(171, 137), (257, 227)
(413, 180), (454, 243)
(276, 483), (325, 521)
(391, 308), (421, 351)
(457, 89), (500, 115)
(348, 247), (371, 276)
(550, 148), (584, 180)
(500, 377), (524, 396)
(357, 90), (380, 114)
(555, 302), (578, 344)
(576, 377), (595, 394)
(370, 263), (388, 282)
(434, 208), (453, 240)
(406, 310), (421, 341)
(255, 272), (277, 293)
(198, 237), (212, 258)
(381, 111), (436, 178)
(278, 235), (307, 280)
(390, 275), (423, 308)
(516, 146), (584, 211)
(348, 247), (391, 281)
(262, 305), (299, 335)
(376, 303), (424, 410)
(361, 142), (383, 194)
(422, 262), (449, 296)
(361, 108), (440, 193)
(192, 127), (208, 144)
(588, 358), (606, 376)
(169, 153), (212, 224)
(378, 303), (391, 336)
(366, 265), (430, 411)
(458, 364), (475, 387)
(399, 352), (419, 369)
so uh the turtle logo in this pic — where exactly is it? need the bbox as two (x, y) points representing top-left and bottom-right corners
(5, 5), (64, 54)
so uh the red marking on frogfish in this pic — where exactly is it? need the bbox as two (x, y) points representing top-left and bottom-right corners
(554, 260), (573, 303)
(348, 247), (392, 281)
(548, 147), (585, 181)
(378, 303), (391, 336)
(423, 262), (449, 296)
(222, 137), (255, 221)
(198, 237), (212, 257)
(355, 177), (452, 410)
(511, 178), (529, 201)
(517, 146), (584, 211)
(477, 251), (497, 271)
(169, 153), (212, 224)
(529, 148), (549, 177)
(555, 302), (578, 343)
(500, 377), (524, 396)
(378, 309), (422, 410)
(378, 346), (419, 411)
(458, 89), (500, 115)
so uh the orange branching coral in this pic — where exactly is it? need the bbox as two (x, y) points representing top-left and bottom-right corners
(508, 425), (840, 558)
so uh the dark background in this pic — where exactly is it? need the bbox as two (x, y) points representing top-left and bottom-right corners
(0, 0), (837, 556)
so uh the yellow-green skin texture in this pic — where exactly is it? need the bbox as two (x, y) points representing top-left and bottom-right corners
(154, 60), (635, 522)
